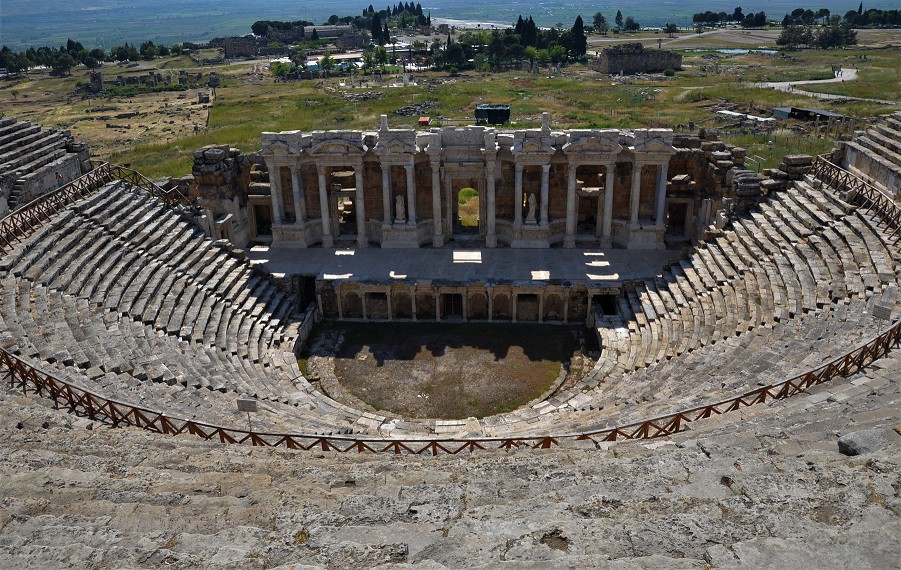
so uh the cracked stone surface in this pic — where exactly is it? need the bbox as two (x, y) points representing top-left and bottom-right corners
(0, 349), (898, 568)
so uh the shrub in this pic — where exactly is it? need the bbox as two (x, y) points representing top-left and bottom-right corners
(664, 68), (675, 77)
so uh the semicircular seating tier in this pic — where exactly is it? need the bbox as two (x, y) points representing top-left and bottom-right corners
(0, 169), (897, 439)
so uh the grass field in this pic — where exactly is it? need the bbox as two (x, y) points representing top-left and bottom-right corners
(1, 45), (897, 179)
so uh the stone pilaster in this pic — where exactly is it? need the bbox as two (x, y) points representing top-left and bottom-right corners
(565, 163), (577, 248)
(317, 164), (333, 247)
(354, 165), (367, 247)
(381, 162), (392, 225)
(540, 164), (550, 227)
(514, 163), (524, 228)
(431, 161), (443, 247)
(629, 162), (642, 226)
(405, 162), (417, 224)
(485, 160), (497, 248)
(290, 162), (306, 224)
(268, 162), (285, 224)
(655, 162), (669, 226)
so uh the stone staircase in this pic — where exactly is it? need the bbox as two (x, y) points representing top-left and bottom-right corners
(841, 112), (901, 199)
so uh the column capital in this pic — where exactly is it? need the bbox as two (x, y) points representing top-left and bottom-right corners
(542, 163), (551, 172)
(515, 162), (524, 173)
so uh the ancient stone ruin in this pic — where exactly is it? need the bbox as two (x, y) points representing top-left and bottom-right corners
(590, 43), (683, 75)
(0, 112), (898, 568)
(0, 117), (91, 216)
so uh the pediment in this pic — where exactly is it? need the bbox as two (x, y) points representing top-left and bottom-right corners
(632, 137), (676, 155)
(373, 139), (417, 157)
(514, 138), (555, 155)
(563, 136), (623, 155)
(310, 140), (365, 156)
(261, 140), (292, 156)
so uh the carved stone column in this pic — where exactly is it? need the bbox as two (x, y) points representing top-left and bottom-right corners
(290, 161), (306, 224)
(540, 164), (550, 227)
(655, 162), (669, 226)
(603, 163), (615, 239)
(514, 163), (524, 228)
(565, 163), (577, 248)
(317, 164), (333, 247)
(431, 162), (443, 247)
(354, 164), (366, 247)
(381, 162), (392, 225)
(405, 162), (417, 224)
(486, 160), (497, 248)
(268, 162), (285, 225)
(629, 162), (642, 226)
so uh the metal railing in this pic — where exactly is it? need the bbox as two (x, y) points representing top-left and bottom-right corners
(2, 319), (897, 454)
(812, 154), (900, 241)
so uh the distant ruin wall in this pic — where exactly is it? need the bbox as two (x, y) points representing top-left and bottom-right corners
(590, 43), (682, 75)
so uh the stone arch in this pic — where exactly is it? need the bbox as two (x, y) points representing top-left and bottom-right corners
(393, 291), (413, 319)
(415, 292), (436, 320)
(544, 294), (564, 321)
(492, 293), (512, 320)
(468, 292), (488, 320)
(342, 291), (363, 318)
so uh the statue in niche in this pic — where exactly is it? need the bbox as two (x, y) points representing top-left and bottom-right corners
(395, 195), (406, 223)
(525, 193), (537, 223)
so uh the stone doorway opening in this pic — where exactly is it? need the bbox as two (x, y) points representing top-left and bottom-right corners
(442, 293), (464, 319)
(253, 204), (272, 237)
(593, 293), (619, 316)
(667, 202), (688, 238)
(455, 187), (479, 235)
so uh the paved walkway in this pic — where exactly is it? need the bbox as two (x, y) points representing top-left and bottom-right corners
(755, 68), (898, 105)
(249, 246), (683, 285)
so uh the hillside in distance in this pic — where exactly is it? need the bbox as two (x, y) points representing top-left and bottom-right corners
(2, 0), (897, 49)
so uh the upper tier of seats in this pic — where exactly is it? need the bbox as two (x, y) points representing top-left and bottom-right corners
(841, 112), (901, 199)
(0, 117), (87, 212)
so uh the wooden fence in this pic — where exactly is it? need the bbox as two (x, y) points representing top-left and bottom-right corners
(0, 157), (897, 454)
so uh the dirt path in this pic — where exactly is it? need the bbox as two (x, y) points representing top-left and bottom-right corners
(754, 68), (898, 104)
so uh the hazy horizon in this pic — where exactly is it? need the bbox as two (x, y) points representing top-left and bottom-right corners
(1, 0), (897, 49)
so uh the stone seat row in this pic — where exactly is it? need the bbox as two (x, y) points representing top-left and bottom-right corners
(592, 180), (896, 380)
(0, 181), (393, 436)
(1, 182), (299, 364)
(0, 129), (69, 173)
(495, 289), (898, 437)
(843, 113), (901, 196)
(0, 118), (40, 149)
(0, 277), (380, 436)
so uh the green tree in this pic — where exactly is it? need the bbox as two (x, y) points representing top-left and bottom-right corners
(374, 46), (389, 70)
(569, 16), (587, 56)
(524, 45), (538, 69)
(320, 52), (335, 74)
(624, 17), (640, 32)
(548, 45), (566, 65)
(593, 12), (606, 30)
(615, 10), (624, 30)
(52, 53), (75, 75)
(664, 23), (679, 37)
